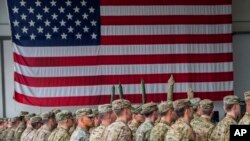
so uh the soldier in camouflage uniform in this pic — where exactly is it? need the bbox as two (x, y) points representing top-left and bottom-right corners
(165, 99), (195, 141)
(68, 113), (76, 135)
(70, 108), (95, 141)
(14, 111), (29, 141)
(0, 118), (7, 141)
(239, 91), (250, 124)
(191, 99), (215, 141)
(90, 104), (115, 141)
(48, 110), (74, 141)
(5, 117), (21, 141)
(102, 99), (133, 141)
(190, 98), (201, 120)
(149, 101), (175, 141)
(128, 105), (144, 140)
(0, 118), (9, 141)
(209, 95), (241, 141)
(135, 102), (158, 141)
(20, 114), (35, 141)
(22, 116), (42, 141)
(32, 112), (57, 141)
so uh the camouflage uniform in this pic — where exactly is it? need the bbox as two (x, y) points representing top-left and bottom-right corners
(165, 118), (195, 141)
(20, 127), (33, 141)
(22, 129), (37, 141)
(149, 101), (173, 141)
(33, 125), (51, 141)
(70, 127), (90, 141)
(239, 112), (250, 125)
(48, 110), (73, 141)
(102, 99), (133, 141)
(48, 128), (70, 141)
(209, 95), (240, 141)
(90, 125), (106, 141)
(191, 116), (214, 141)
(128, 120), (140, 139)
(0, 128), (9, 141)
(239, 91), (250, 125)
(135, 103), (158, 141)
(5, 127), (16, 141)
(14, 122), (26, 141)
(165, 99), (195, 141)
(191, 99), (215, 141)
(102, 121), (132, 141)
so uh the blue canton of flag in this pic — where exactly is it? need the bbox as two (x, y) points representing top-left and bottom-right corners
(8, 0), (100, 46)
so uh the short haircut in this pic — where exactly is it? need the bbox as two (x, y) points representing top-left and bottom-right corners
(201, 108), (213, 116)
(175, 106), (190, 118)
(224, 103), (235, 112)
(99, 112), (112, 120)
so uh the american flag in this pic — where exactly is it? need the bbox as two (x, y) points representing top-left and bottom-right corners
(7, 0), (233, 106)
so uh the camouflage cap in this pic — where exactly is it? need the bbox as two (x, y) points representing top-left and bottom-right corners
(75, 108), (95, 118)
(223, 95), (240, 105)
(24, 114), (35, 121)
(41, 111), (54, 120)
(173, 99), (190, 110)
(30, 116), (42, 124)
(98, 104), (112, 114)
(92, 108), (99, 116)
(244, 91), (250, 101)
(112, 99), (131, 111)
(158, 101), (173, 114)
(51, 109), (61, 115)
(199, 99), (214, 110)
(56, 110), (73, 122)
(190, 98), (201, 110)
(141, 102), (158, 115)
(131, 105), (142, 114)
(20, 111), (29, 116)
(10, 116), (20, 123)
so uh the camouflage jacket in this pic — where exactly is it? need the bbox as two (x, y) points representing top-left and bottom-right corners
(90, 124), (106, 141)
(22, 129), (37, 141)
(238, 112), (250, 125)
(102, 121), (132, 141)
(20, 127), (32, 141)
(149, 120), (171, 141)
(32, 125), (52, 141)
(14, 123), (26, 141)
(5, 127), (16, 141)
(135, 120), (154, 141)
(165, 118), (195, 141)
(70, 127), (90, 141)
(128, 120), (140, 140)
(191, 116), (215, 141)
(0, 128), (7, 141)
(209, 115), (237, 141)
(48, 127), (70, 141)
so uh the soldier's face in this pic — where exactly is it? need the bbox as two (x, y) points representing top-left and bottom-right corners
(234, 104), (241, 117)
(152, 111), (159, 122)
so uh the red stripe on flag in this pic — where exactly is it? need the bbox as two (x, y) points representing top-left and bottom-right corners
(14, 53), (233, 67)
(100, 0), (231, 6)
(15, 72), (233, 87)
(14, 91), (233, 106)
(101, 15), (232, 25)
(101, 34), (232, 45)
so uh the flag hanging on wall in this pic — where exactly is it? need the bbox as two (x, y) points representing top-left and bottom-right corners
(7, 0), (233, 106)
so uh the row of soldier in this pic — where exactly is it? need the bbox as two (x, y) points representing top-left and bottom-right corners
(0, 91), (250, 141)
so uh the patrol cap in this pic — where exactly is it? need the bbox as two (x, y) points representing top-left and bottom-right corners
(20, 111), (29, 117)
(75, 108), (95, 118)
(141, 102), (158, 115)
(92, 108), (99, 116)
(98, 104), (112, 114)
(244, 91), (250, 101)
(10, 116), (20, 123)
(24, 114), (35, 121)
(158, 101), (173, 114)
(131, 105), (142, 114)
(112, 99), (131, 111)
(173, 99), (190, 110)
(223, 95), (240, 105)
(51, 109), (61, 115)
(199, 99), (214, 110)
(190, 98), (201, 110)
(41, 111), (54, 120)
(56, 110), (73, 122)
(30, 116), (42, 124)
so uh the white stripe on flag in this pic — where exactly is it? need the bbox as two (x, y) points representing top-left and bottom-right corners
(15, 62), (233, 77)
(101, 5), (231, 16)
(15, 81), (234, 97)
